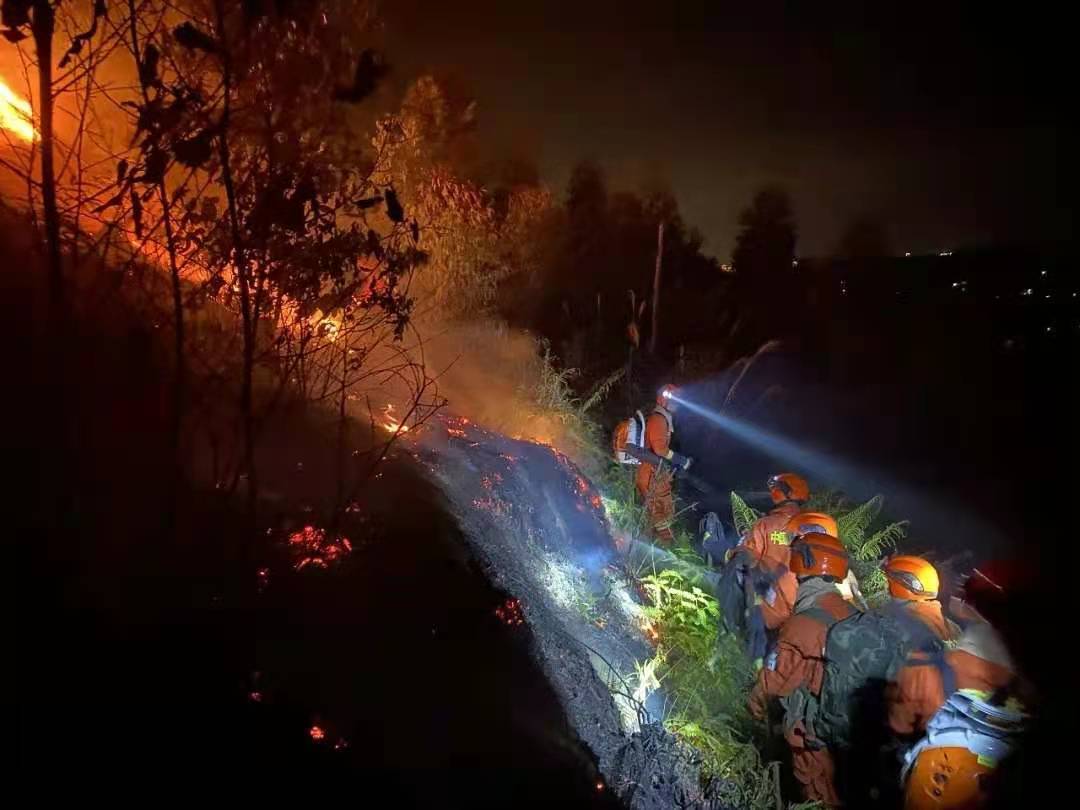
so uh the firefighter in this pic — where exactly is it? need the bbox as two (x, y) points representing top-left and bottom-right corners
(888, 563), (1028, 810)
(634, 384), (691, 546)
(749, 532), (855, 807)
(882, 555), (958, 645)
(730, 474), (811, 632)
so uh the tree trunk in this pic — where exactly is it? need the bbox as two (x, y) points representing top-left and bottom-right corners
(649, 221), (664, 355)
(33, 1), (62, 320)
(214, 0), (258, 530)
(129, 0), (186, 531)
(334, 342), (348, 520)
(160, 185), (185, 519)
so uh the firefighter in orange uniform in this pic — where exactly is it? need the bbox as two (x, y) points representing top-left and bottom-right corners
(882, 555), (958, 644)
(732, 474), (812, 630)
(750, 532), (855, 807)
(634, 385), (691, 546)
(888, 563), (1027, 810)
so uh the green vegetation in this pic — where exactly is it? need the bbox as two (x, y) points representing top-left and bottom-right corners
(624, 489), (907, 806)
(813, 492), (908, 606)
(638, 564), (781, 807)
(731, 491), (764, 537)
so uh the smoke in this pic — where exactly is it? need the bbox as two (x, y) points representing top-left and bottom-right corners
(411, 315), (589, 456)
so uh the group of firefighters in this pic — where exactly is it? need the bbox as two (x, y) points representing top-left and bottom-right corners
(616, 385), (1034, 809)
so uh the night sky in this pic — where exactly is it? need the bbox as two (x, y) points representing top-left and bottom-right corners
(382, 1), (1069, 259)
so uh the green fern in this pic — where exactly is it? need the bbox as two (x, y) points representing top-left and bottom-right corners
(641, 570), (792, 809)
(836, 494), (884, 550)
(857, 566), (891, 607)
(730, 491), (762, 538)
(856, 520), (908, 561)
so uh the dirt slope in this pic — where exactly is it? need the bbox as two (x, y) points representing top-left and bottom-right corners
(408, 414), (728, 809)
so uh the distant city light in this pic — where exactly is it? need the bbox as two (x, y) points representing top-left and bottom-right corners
(939, 250), (953, 257)
(1022, 288), (1033, 296)
(904, 252), (911, 257)
(1040, 270), (1047, 276)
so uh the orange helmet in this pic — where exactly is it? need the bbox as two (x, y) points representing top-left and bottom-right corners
(785, 511), (839, 541)
(657, 384), (679, 408)
(883, 555), (940, 601)
(904, 746), (991, 810)
(789, 532), (849, 580)
(767, 473), (810, 505)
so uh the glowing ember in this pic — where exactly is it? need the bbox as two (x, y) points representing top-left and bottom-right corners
(495, 597), (526, 627)
(472, 495), (510, 517)
(248, 690), (263, 703)
(480, 472), (503, 491)
(256, 567), (270, 592)
(309, 725), (326, 741)
(287, 525), (353, 571)
(447, 427), (467, 439)
(0, 79), (37, 143)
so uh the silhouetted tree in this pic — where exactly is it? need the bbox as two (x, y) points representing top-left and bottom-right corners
(732, 186), (797, 279)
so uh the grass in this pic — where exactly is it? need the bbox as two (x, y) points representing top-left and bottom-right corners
(638, 564), (785, 809)
(518, 338), (625, 475)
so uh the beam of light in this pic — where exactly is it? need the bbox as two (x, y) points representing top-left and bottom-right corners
(668, 391), (1009, 555)
(0, 79), (38, 143)
(668, 392), (862, 490)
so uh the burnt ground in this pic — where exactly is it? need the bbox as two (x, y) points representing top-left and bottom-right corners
(17, 231), (714, 806)
(408, 414), (728, 809)
(22, 375), (717, 807)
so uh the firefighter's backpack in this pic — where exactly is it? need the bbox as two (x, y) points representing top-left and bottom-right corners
(613, 410), (647, 465)
(796, 607), (945, 750)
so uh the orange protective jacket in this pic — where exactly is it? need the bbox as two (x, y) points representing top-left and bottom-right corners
(740, 503), (800, 628)
(888, 628), (1014, 738)
(750, 588), (854, 719)
(635, 408), (676, 541)
(750, 585), (855, 807)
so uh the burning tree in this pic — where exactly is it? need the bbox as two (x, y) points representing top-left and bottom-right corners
(3, 0), (443, 531)
(372, 74), (556, 319)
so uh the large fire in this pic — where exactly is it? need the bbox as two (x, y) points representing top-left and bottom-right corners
(0, 79), (37, 144)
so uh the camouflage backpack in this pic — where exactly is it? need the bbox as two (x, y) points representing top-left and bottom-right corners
(798, 607), (945, 750)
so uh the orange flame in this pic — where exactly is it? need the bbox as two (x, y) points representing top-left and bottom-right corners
(382, 403), (409, 434)
(0, 79), (38, 143)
